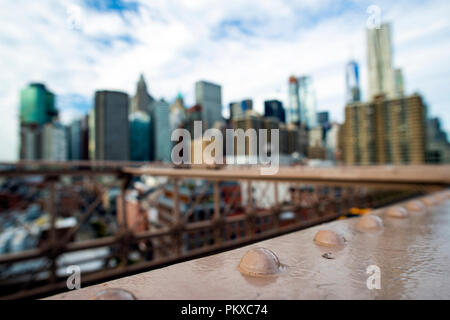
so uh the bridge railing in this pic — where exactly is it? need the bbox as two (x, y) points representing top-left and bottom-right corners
(0, 163), (448, 299)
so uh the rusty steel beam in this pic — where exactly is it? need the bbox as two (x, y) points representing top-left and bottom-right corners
(1, 163), (449, 188)
(2, 162), (448, 300)
(46, 191), (450, 300)
(122, 165), (450, 189)
(1, 210), (341, 300)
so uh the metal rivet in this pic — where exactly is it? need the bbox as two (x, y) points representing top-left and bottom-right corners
(420, 196), (436, 207)
(357, 215), (383, 231)
(386, 206), (408, 218)
(313, 230), (345, 247)
(93, 288), (137, 300)
(405, 200), (426, 213)
(434, 194), (444, 203)
(238, 247), (282, 277)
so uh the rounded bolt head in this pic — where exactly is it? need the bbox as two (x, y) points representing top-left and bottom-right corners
(93, 288), (137, 300)
(313, 230), (345, 247)
(405, 200), (426, 213)
(386, 206), (408, 219)
(357, 215), (383, 231)
(435, 194), (444, 203)
(238, 247), (282, 277)
(420, 197), (436, 207)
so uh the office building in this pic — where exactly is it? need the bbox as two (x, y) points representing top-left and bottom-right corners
(287, 76), (301, 125)
(367, 23), (396, 100)
(231, 110), (263, 156)
(229, 99), (253, 120)
(346, 61), (361, 102)
(343, 93), (427, 165)
(170, 93), (186, 132)
(286, 123), (308, 156)
(182, 104), (205, 138)
(130, 74), (154, 114)
(94, 90), (130, 161)
(19, 124), (42, 160)
(394, 68), (404, 97)
(129, 111), (151, 162)
(195, 81), (222, 128)
(150, 99), (171, 162)
(298, 76), (317, 128)
(41, 122), (68, 161)
(80, 115), (89, 160)
(426, 117), (450, 163)
(19, 83), (57, 125)
(324, 123), (341, 161)
(88, 108), (96, 161)
(317, 111), (329, 125)
(309, 126), (324, 148)
(68, 119), (82, 160)
(19, 83), (58, 160)
(264, 100), (285, 123)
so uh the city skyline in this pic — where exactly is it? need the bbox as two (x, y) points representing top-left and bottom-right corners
(1, 0), (450, 160)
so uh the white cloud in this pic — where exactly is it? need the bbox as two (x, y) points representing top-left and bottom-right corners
(0, 0), (449, 160)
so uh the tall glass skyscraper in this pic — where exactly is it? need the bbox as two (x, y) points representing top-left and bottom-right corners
(367, 23), (395, 100)
(20, 83), (57, 125)
(130, 74), (154, 115)
(346, 60), (361, 102)
(170, 93), (186, 132)
(394, 68), (404, 97)
(298, 76), (317, 128)
(129, 111), (151, 161)
(229, 99), (253, 120)
(150, 99), (171, 162)
(94, 90), (130, 161)
(264, 100), (285, 123)
(19, 83), (58, 160)
(42, 122), (67, 161)
(287, 76), (301, 125)
(195, 80), (222, 129)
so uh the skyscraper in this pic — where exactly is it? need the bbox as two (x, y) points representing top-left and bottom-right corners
(367, 23), (396, 100)
(183, 104), (204, 138)
(394, 68), (404, 97)
(129, 111), (151, 161)
(130, 74), (154, 115)
(69, 119), (82, 160)
(346, 60), (361, 102)
(94, 90), (130, 161)
(67, 116), (89, 160)
(343, 93), (427, 165)
(287, 76), (301, 125)
(19, 83), (59, 160)
(230, 99), (253, 120)
(20, 83), (58, 125)
(170, 93), (186, 132)
(298, 76), (317, 128)
(264, 100), (285, 123)
(150, 99), (171, 162)
(80, 115), (89, 160)
(195, 80), (222, 128)
(426, 117), (450, 163)
(19, 125), (42, 160)
(317, 111), (329, 125)
(42, 122), (68, 161)
(88, 108), (96, 161)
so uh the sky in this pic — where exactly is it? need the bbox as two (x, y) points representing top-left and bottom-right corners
(1, 0), (449, 160)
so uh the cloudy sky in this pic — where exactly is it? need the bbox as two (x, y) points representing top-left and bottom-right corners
(1, 0), (449, 160)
